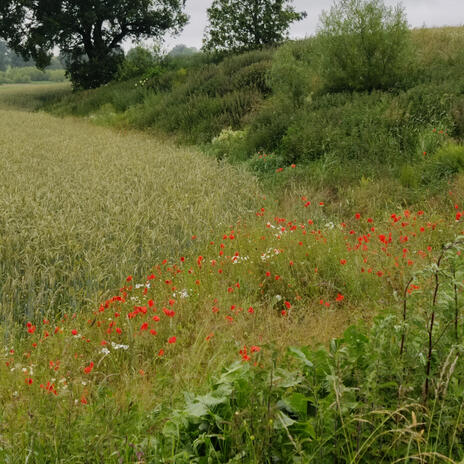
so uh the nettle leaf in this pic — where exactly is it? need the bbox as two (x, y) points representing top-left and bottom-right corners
(162, 420), (180, 438)
(196, 391), (229, 408)
(216, 361), (249, 385)
(288, 346), (313, 368)
(185, 401), (209, 418)
(281, 392), (311, 416)
(274, 368), (303, 388)
(274, 410), (297, 429)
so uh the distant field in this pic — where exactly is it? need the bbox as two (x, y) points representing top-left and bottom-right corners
(0, 82), (71, 110)
(0, 84), (261, 323)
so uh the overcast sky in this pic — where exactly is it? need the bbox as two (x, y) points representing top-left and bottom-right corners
(163, 0), (464, 50)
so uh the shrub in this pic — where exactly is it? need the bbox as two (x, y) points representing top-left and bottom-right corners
(280, 91), (400, 164)
(422, 143), (464, 183)
(231, 60), (272, 95)
(412, 27), (464, 84)
(47, 69), (66, 82)
(317, 0), (412, 92)
(207, 128), (248, 162)
(267, 39), (320, 108)
(245, 96), (294, 155)
(117, 46), (159, 80)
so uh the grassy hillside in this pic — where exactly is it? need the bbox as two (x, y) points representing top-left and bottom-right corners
(45, 27), (464, 188)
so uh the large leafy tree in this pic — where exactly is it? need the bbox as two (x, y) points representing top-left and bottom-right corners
(203, 0), (307, 53)
(0, 0), (188, 89)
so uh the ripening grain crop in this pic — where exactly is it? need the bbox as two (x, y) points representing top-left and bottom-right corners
(0, 84), (261, 324)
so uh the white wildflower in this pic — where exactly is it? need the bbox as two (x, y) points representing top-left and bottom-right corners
(111, 342), (129, 351)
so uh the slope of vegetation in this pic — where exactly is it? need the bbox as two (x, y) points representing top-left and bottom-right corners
(46, 27), (464, 186)
(2, 24), (464, 464)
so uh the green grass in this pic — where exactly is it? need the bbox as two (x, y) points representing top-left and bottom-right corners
(0, 82), (71, 110)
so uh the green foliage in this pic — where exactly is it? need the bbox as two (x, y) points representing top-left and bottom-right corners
(0, 66), (66, 84)
(117, 46), (160, 81)
(0, 39), (39, 70)
(0, 40), (8, 71)
(317, 0), (412, 92)
(423, 143), (464, 183)
(5, 82), (464, 461)
(246, 151), (286, 175)
(0, 0), (187, 89)
(160, 237), (464, 462)
(203, 0), (307, 53)
(267, 39), (319, 108)
(399, 164), (419, 189)
(168, 44), (198, 57)
(49, 48), (273, 144)
(206, 127), (248, 163)
(43, 26), (464, 177)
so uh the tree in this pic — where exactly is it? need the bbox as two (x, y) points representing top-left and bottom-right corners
(8, 50), (34, 68)
(203, 0), (306, 53)
(0, 40), (9, 71)
(168, 44), (198, 57)
(117, 45), (160, 80)
(0, 0), (188, 89)
(317, 0), (411, 92)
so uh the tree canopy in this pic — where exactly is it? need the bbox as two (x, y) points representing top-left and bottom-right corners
(203, 0), (307, 53)
(0, 0), (188, 89)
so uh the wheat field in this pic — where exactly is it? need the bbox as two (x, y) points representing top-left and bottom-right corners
(0, 84), (261, 324)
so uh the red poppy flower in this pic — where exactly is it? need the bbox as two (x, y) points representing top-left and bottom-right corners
(84, 362), (94, 374)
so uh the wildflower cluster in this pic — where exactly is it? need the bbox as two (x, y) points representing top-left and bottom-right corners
(2, 195), (463, 412)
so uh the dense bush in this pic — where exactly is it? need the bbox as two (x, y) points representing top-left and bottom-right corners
(317, 0), (412, 92)
(422, 143), (464, 182)
(266, 39), (319, 108)
(117, 46), (160, 80)
(49, 48), (274, 144)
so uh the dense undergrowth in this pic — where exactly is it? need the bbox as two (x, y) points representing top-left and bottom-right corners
(2, 25), (464, 464)
(3, 184), (464, 462)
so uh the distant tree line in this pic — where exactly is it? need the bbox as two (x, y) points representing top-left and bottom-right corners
(0, 39), (64, 72)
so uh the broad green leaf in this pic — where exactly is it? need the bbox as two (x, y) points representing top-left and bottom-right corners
(288, 346), (313, 368)
(274, 410), (297, 429)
